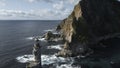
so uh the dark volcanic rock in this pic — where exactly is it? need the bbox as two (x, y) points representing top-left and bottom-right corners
(57, 0), (120, 57)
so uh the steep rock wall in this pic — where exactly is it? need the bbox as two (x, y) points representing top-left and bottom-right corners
(57, 0), (120, 57)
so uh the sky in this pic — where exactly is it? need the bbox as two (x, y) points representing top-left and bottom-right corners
(0, 0), (80, 20)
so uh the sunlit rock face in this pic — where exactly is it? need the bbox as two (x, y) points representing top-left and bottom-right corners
(57, 3), (87, 43)
(56, 1), (89, 57)
(57, 0), (120, 57)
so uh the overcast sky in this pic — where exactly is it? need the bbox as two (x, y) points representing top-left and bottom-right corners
(0, 0), (80, 20)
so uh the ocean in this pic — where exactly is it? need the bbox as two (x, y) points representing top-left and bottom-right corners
(0, 20), (64, 68)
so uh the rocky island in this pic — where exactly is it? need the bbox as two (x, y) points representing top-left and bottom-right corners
(27, 0), (120, 68)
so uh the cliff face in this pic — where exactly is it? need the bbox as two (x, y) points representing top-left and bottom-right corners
(57, 3), (88, 43)
(57, 0), (120, 57)
(80, 0), (120, 41)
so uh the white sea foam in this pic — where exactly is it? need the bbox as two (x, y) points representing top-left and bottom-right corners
(44, 29), (55, 32)
(16, 55), (34, 63)
(56, 64), (81, 68)
(16, 54), (77, 68)
(26, 37), (46, 42)
(26, 37), (34, 40)
(44, 29), (60, 35)
(53, 32), (60, 34)
(41, 55), (67, 65)
(16, 54), (73, 65)
(47, 45), (63, 50)
(38, 38), (46, 42)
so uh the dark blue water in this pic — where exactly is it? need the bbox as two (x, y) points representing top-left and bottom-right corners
(0, 20), (60, 68)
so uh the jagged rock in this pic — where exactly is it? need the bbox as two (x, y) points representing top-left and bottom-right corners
(33, 40), (41, 63)
(56, 3), (87, 43)
(56, 1), (88, 57)
(43, 31), (53, 40)
(42, 31), (62, 41)
(57, 42), (91, 57)
(26, 61), (41, 68)
(26, 39), (42, 68)
(57, 42), (73, 57)
(56, 0), (120, 57)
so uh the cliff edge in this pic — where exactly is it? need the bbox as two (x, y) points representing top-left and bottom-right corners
(56, 0), (120, 57)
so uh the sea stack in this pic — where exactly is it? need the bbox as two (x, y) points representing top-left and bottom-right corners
(33, 38), (41, 66)
(26, 38), (42, 68)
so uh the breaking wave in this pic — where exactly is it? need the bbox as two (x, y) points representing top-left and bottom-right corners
(16, 55), (34, 63)
(43, 29), (55, 32)
(47, 45), (63, 50)
(26, 37), (46, 42)
(56, 64), (81, 68)
(16, 54), (74, 65)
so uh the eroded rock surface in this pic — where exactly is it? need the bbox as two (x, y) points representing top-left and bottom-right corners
(26, 39), (42, 68)
(42, 31), (62, 42)
(57, 0), (120, 57)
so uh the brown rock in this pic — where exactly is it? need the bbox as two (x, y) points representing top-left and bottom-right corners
(56, 0), (120, 57)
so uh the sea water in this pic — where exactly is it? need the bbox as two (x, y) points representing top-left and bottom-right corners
(0, 20), (62, 68)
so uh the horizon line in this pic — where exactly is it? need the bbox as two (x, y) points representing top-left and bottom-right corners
(0, 19), (62, 21)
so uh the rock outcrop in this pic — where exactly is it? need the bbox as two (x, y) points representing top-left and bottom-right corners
(26, 39), (42, 68)
(42, 31), (62, 42)
(57, 0), (120, 57)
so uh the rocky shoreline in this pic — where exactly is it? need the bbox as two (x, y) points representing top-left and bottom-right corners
(27, 0), (120, 68)
(56, 0), (120, 57)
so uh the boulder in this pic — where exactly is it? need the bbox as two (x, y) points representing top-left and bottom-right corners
(43, 31), (53, 41)
(43, 31), (62, 41)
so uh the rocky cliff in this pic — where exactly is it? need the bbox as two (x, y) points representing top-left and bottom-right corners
(57, 0), (120, 57)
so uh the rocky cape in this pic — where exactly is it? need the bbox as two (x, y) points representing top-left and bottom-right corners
(56, 0), (120, 57)
(27, 0), (120, 68)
